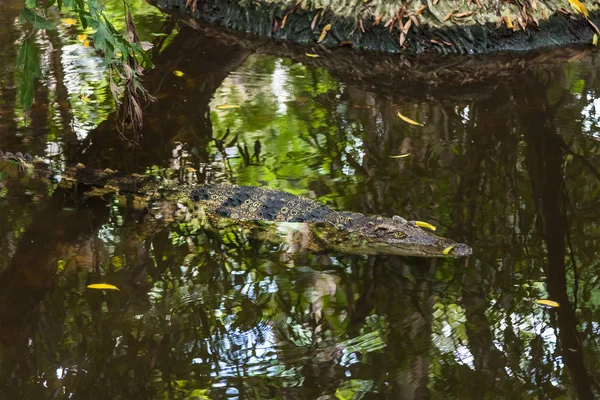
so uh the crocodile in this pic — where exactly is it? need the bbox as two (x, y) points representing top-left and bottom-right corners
(0, 150), (472, 257)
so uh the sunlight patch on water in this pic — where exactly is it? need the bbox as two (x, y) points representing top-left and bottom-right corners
(581, 94), (600, 139)
(271, 60), (291, 115)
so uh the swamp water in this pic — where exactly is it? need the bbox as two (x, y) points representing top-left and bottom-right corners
(1, 0), (600, 398)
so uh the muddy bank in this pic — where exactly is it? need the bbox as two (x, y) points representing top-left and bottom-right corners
(150, 0), (600, 54)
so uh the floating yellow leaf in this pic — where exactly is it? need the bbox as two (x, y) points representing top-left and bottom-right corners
(305, 53), (320, 58)
(568, 0), (588, 17)
(87, 283), (120, 291)
(390, 153), (411, 159)
(536, 299), (560, 308)
(80, 95), (91, 103)
(318, 23), (332, 43)
(60, 18), (77, 25)
(397, 111), (424, 126)
(443, 245), (455, 255)
(216, 104), (241, 109)
(83, 40), (90, 47)
(77, 34), (87, 42)
(594, 33), (598, 46)
(173, 70), (184, 77)
(415, 221), (436, 231)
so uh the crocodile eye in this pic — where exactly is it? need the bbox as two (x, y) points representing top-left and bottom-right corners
(394, 232), (405, 238)
(281, 207), (289, 213)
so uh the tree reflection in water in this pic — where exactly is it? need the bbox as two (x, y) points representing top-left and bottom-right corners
(1, 5), (600, 398)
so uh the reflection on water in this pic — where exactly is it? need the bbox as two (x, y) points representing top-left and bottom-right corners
(1, 0), (600, 397)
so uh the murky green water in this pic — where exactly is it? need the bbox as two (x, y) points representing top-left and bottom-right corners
(2, 0), (600, 398)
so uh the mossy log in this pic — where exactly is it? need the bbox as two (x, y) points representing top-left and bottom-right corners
(150, 0), (600, 54)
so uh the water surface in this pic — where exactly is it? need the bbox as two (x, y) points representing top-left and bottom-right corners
(1, 1), (600, 398)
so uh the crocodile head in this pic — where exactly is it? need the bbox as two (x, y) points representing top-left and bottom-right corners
(337, 215), (472, 258)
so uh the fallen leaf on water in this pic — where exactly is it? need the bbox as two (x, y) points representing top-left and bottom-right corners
(77, 34), (87, 42)
(173, 70), (184, 77)
(397, 111), (424, 126)
(389, 153), (411, 158)
(80, 95), (91, 103)
(415, 221), (436, 231)
(216, 104), (241, 109)
(318, 23), (332, 43)
(536, 299), (560, 307)
(594, 33), (598, 46)
(60, 18), (77, 25)
(87, 283), (120, 291)
(443, 245), (455, 255)
(568, 0), (588, 17)
(305, 53), (320, 57)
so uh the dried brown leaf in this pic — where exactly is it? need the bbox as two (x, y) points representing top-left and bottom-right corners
(282, 14), (289, 29)
(410, 15), (420, 27)
(311, 10), (321, 30)
(454, 10), (475, 18)
(415, 4), (427, 15)
(443, 7), (459, 21)
(359, 18), (365, 33)
(374, 14), (382, 24)
(402, 19), (412, 34)
(399, 31), (406, 46)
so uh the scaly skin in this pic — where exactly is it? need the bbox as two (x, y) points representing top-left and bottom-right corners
(189, 184), (472, 257)
(0, 151), (472, 257)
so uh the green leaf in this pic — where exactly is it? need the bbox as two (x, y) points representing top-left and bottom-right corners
(20, 8), (56, 30)
(79, 12), (88, 29)
(94, 23), (117, 59)
(17, 38), (43, 109)
(25, 0), (37, 8)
